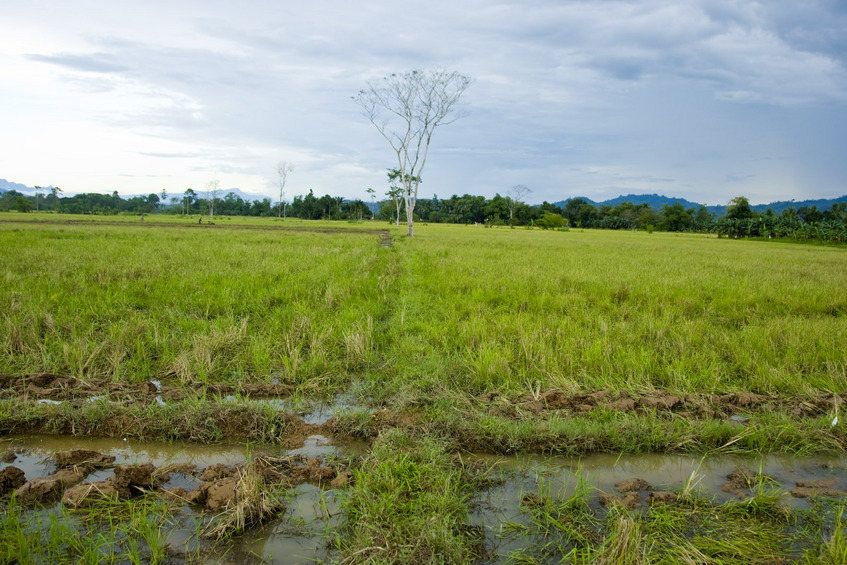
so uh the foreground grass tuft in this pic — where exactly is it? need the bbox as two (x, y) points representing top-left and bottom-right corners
(338, 429), (481, 564)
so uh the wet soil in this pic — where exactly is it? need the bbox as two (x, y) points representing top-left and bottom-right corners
(5, 373), (839, 424)
(475, 388), (843, 420)
(3, 442), (351, 511)
(0, 372), (295, 404)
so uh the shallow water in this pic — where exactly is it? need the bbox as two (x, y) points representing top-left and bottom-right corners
(2, 436), (845, 564)
(1, 434), (360, 564)
(469, 451), (847, 563)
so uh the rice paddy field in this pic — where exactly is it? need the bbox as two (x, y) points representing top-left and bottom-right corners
(1, 212), (846, 564)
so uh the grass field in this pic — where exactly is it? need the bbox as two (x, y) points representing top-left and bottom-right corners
(2, 212), (846, 563)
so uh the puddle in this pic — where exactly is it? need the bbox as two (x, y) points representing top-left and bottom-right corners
(468, 451), (847, 563)
(36, 398), (62, 405)
(174, 388), (359, 426)
(0, 435), (360, 564)
(265, 387), (362, 425)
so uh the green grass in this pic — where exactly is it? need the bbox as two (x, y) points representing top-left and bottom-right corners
(337, 429), (481, 564)
(2, 216), (846, 453)
(376, 226), (847, 398)
(0, 495), (173, 564)
(1, 217), (393, 390)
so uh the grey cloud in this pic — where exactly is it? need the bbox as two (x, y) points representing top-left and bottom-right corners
(139, 151), (205, 158)
(26, 52), (128, 73)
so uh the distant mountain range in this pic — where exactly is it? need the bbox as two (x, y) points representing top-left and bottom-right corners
(0, 179), (273, 202)
(0, 179), (49, 194)
(552, 193), (847, 216)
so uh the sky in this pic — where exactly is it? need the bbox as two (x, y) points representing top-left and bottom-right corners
(2, 0), (846, 206)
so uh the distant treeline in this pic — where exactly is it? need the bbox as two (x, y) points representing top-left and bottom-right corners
(3, 189), (846, 242)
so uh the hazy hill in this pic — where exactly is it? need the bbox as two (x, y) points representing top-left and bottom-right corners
(0, 179), (45, 194)
(554, 193), (847, 217)
(0, 180), (273, 202)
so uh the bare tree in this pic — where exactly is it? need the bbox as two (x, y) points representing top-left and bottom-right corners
(206, 179), (220, 220)
(276, 161), (292, 218)
(507, 184), (532, 222)
(353, 69), (471, 236)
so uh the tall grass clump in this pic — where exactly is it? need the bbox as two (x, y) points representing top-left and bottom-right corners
(338, 428), (480, 564)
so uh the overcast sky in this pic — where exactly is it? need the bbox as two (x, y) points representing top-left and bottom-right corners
(2, 1), (846, 205)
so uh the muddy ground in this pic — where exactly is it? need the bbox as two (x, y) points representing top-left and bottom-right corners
(1, 447), (351, 511)
(2, 373), (841, 420)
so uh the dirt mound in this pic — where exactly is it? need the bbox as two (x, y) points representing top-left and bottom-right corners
(790, 477), (846, 498)
(200, 463), (240, 482)
(721, 468), (781, 498)
(599, 491), (639, 509)
(0, 466), (26, 496)
(472, 388), (844, 422)
(1, 373), (295, 405)
(51, 467), (88, 488)
(199, 477), (239, 511)
(14, 477), (64, 504)
(62, 463), (168, 508)
(615, 478), (652, 493)
(62, 482), (122, 508)
(649, 491), (678, 505)
(54, 449), (115, 468)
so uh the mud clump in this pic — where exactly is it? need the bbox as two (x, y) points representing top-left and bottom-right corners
(721, 468), (767, 498)
(63, 463), (159, 508)
(615, 478), (652, 493)
(638, 396), (681, 410)
(609, 398), (636, 412)
(112, 462), (157, 494)
(291, 457), (337, 484)
(330, 470), (353, 488)
(247, 456), (340, 487)
(599, 491), (640, 509)
(14, 477), (64, 504)
(63, 482), (122, 508)
(54, 449), (115, 469)
(790, 487), (846, 498)
(3, 373), (295, 406)
(160, 486), (190, 503)
(649, 491), (679, 505)
(520, 493), (545, 508)
(0, 466), (26, 496)
(200, 478), (240, 511)
(722, 393), (772, 408)
(790, 478), (846, 499)
(11, 449), (117, 504)
(1, 448), (17, 463)
(200, 463), (240, 482)
(51, 467), (88, 488)
(465, 388), (846, 426)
